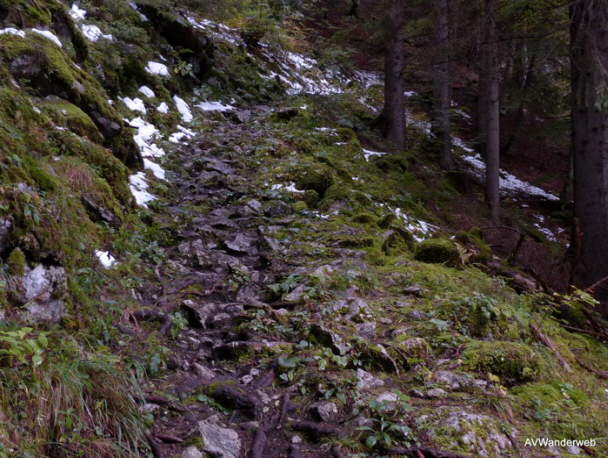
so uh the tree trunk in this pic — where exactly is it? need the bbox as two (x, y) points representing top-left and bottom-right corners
(477, 17), (488, 158)
(377, 26), (406, 150)
(484, 0), (500, 223)
(433, 0), (453, 168)
(570, 0), (608, 299)
(502, 53), (536, 156)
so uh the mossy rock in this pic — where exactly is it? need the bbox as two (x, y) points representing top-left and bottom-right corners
(382, 227), (416, 255)
(7, 247), (26, 276)
(293, 163), (334, 197)
(292, 201), (308, 212)
(303, 189), (319, 208)
(378, 213), (396, 229)
(462, 340), (543, 386)
(40, 98), (103, 142)
(372, 154), (408, 173)
(351, 213), (378, 225)
(323, 184), (350, 203)
(414, 238), (459, 264)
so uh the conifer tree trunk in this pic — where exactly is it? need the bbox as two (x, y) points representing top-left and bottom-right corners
(483, 0), (500, 223)
(570, 0), (608, 297)
(380, 25), (407, 150)
(433, 0), (453, 168)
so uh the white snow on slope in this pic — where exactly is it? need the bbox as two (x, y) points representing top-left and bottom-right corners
(157, 102), (169, 114)
(169, 125), (195, 144)
(461, 154), (559, 201)
(145, 61), (169, 77)
(0, 28), (26, 38)
(173, 96), (193, 122)
(70, 4), (87, 21)
(271, 182), (305, 193)
(197, 100), (234, 112)
(81, 24), (112, 42)
(95, 250), (116, 268)
(144, 158), (166, 180)
(30, 28), (62, 47)
(129, 172), (155, 207)
(126, 117), (165, 158)
(362, 148), (386, 162)
(120, 97), (146, 114)
(139, 86), (155, 98)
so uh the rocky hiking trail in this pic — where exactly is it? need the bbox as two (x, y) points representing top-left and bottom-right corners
(137, 105), (351, 458)
(131, 104), (533, 458)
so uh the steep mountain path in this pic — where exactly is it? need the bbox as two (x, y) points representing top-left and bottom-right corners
(137, 105), (341, 458)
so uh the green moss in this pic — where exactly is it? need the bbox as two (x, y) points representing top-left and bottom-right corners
(462, 340), (543, 386)
(414, 238), (459, 265)
(323, 184), (350, 203)
(40, 100), (103, 142)
(303, 189), (319, 208)
(372, 154), (408, 173)
(351, 213), (378, 225)
(293, 162), (335, 197)
(292, 201), (308, 212)
(7, 248), (26, 276)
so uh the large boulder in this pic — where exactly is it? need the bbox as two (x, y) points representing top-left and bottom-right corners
(197, 415), (242, 458)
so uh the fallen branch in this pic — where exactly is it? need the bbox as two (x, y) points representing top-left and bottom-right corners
(575, 358), (608, 379)
(530, 324), (572, 372)
(560, 324), (608, 340)
(290, 421), (342, 440)
(154, 433), (183, 444)
(146, 436), (165, 458)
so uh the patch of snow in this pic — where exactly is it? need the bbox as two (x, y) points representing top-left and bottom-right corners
(452, 137), (475, 153)
(362, 148), (386, 162)
(353, 71), (381, 88)
(33, 107), (41, 114)
(30, 28), (62, 47)
(144, 159), (166, 180)
(139, 86), (155, 98)
(95, 250), (116, 268)
(196, 100), (234, 112)
(126, 117), (165, 158)
(404, 91), (417, 97)
(81, 24), (112, 42)
(0, 28), (26, 38)
(129, 172), (155, 208)
(169, 125), (195, 144)
(461, 154), (559, 201)
(157, 102), (169, 114)
(173, 96), (193, 122)
(145, 61), (169, 77)
(120, 97), (146, 114)
(70, 4), (87, 21)
(271, 182), (305, 193)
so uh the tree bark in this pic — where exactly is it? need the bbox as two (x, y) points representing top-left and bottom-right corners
(484, 0), (500, 223)
(570, 0), (608, 300)
(433, 0), (453, 168)
(378, 25), (407, 150)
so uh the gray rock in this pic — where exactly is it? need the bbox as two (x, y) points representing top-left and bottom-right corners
(406, 310), (425, 321)
(247, 199), (262, 213)
(330, 297), (369, 320)
(425, 388), (447, 398)
(225, 234), (255, 255)
(181, 446), (203, 458)
(264, 200), (292, 217)
(193, 363), (216, 381)
(356, 322), (376, 338)
(198, 415), (242, 458)
(309, 401), (338, 422)
(284, 284), (309, 303)
(20, 264), (68, 324)
(403, 285), (423, 297)
(567, 445), (582, 455)
(434, 371), (488, 391)
(309, 324), (351, 355)
(423, 407), (513, 456)
(356, 369), (384, 391)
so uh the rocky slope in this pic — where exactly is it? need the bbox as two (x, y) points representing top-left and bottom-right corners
(0, 1), (607, 458)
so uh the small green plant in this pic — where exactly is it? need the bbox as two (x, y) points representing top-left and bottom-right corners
(267, 274), (301, 299)
(0, 327), (49, 368)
